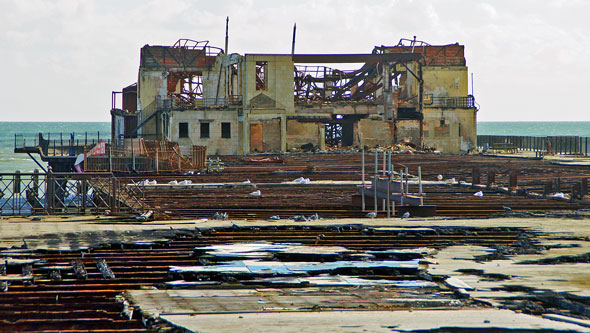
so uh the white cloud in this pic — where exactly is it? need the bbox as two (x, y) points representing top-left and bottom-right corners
(0, 0), (589, 121)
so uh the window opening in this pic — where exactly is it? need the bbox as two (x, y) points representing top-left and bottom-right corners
(256, 61), (267, 90)
(200, 123), (210, 138)
(179, 122), (189, 138)
(221, 122), (231, 138)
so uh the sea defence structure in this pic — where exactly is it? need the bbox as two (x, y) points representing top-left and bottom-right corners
(111, 37), (478, 155)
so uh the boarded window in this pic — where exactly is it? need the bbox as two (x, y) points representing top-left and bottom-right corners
(179, 122), (189, 138)
(221, 122), (231, 138)
(200, 122), (210, 138)
(255, 61), (267, 90)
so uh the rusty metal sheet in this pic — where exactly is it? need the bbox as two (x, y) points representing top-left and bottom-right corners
(250, 123), (263, 153)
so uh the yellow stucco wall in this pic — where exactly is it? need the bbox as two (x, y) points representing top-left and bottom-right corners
(423, 66), (469, 98)
(423, 108), (476, 153)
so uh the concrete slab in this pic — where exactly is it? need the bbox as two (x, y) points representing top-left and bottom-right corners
(158, 309), (590, 332)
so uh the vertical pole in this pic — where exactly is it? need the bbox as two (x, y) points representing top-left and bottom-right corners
(374, 151), (378, 214)
(418, 166), (422, 195)
(386, 172), (391, 218)
(382, 151), (386, 176)
(60, 133), (63, 156)
(291, 23), (296, 55)
(108, 145), (112, 172)
(225, 16), (229, 54)
(361, 148), (365, 211)
(388, 151), (392, 174)
(382, 152), (386, 210)
(47, 167), (54, 214)
(405, 167), (409, 195)
(81, 177), (87, 214)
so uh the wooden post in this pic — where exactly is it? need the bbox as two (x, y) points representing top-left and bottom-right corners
(155, 148), (159, 174)
(472, 167), (480, 185)
(83, 147), (88, 172)
(509, 172), (518, 190)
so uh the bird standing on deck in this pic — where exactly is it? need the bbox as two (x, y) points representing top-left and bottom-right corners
(366, 212), (377, 218)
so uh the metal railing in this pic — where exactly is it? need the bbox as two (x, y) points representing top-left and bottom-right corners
(477, 135), (590, 156)
(172, 96), (243, 109)
(0, 171), (145, 216)
(14, 132), (110, 156)
(84, 145), (207, 173)
(424, 95), (476, 108)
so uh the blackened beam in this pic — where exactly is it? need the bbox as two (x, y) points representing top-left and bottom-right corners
(292, 53), (422, 63)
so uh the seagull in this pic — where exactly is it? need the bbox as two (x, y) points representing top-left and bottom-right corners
(269, 215), (280, 221)
(473, 191), (484, 197)
(401, 211), (411, 219)
(220, 212), (228, 220)
(293, 215), (308, 222)
(437, 174), (443, 181)
(242, 179), (252, 184)
(366, 212), (377, 218)
(309, 213), (319, 220)
(503, 206), (512, 212)
(249, 190), (261, 197)
(212, 212), (220, 220)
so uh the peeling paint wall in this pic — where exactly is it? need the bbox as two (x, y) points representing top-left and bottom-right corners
(423, 108), (476, 153)
(286, 120), (324, 151)
(357, 119), (393, 147)
(423, 67), (468, 98)
(395, 120), (421, 146)
(138, 71), (167, 138)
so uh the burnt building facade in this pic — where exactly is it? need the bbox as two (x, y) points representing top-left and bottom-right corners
(111, 38), (477, 155)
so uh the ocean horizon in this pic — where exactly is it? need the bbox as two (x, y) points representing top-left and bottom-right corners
(2, 121), (590, 173)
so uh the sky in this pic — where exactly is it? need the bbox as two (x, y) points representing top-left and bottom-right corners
(1, 0), (589, 122)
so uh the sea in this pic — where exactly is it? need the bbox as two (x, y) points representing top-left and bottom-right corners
(0, 122), (111, 174)
(1, 121), (590, 173)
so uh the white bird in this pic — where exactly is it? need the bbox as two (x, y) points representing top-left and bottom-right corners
(402, 211), (411, 218)
(474, 191), (484, 197)
(309, 213), (319, 220)
(242, 179), (252, 184)
(269, 215), (280, 221)
(366, 212), (377, 218)
(249, 190), (261, 197)
(220, 212), (228, 220)
(293, 215), (308, 222)
(437, 174), (443, 181)
(212, 212), (220, 220)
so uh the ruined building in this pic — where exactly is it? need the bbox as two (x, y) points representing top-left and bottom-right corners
(111, 38), (477, 155)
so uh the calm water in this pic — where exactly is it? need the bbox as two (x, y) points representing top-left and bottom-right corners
(477, 121), (590, 137)
(1, 121), (590, 173)
(0, 122), (110, 174)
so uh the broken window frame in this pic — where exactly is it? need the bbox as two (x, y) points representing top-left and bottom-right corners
(255, 61), (268, 91)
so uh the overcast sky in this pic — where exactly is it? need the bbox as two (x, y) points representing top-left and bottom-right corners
(1, 0), (588, 122)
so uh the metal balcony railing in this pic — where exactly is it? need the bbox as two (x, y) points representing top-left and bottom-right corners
(424, 95), (476, 109)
